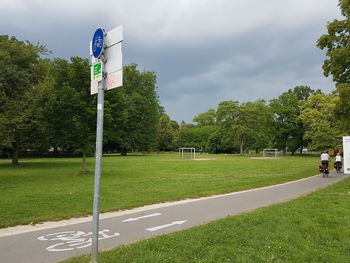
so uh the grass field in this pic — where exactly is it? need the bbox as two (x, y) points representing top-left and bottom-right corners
(0, 153), (321, 228)
(62, 176), (350, 263)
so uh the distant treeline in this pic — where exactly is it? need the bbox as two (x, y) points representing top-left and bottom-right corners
(1, 1), (350, 166)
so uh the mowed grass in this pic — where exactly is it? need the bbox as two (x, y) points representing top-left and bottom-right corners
(0, 153), (320, 228)
(62, 176), (350, 263)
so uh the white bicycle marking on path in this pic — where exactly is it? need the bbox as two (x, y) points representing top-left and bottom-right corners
(122, 213), (162, 222)
(37, 229), (120, 252)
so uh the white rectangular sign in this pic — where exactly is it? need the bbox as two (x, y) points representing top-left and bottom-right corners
(343, 136), (350, 174)
(90, 25), (123, 95)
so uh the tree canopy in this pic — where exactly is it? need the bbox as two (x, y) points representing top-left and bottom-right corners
(0, 36), (49, 165)
(317, 0), (350, 84)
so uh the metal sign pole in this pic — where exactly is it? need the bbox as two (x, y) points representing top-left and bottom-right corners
(91, 80), (105, 263)
(90, 25), (122, 263)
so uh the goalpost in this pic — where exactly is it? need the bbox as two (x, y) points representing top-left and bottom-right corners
(179, 147), (196, 160)
(262, 148), (280, 158)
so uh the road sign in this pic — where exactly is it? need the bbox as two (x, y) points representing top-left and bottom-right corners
(92, 62), (103, 82)
(90, 25), (123, 95)
(92, 28), (105, 58)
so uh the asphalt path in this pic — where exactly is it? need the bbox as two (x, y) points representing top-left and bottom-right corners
(0, 171), (348, 263)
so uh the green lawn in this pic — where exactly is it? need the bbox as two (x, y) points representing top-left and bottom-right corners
(0, 153), (320, 228)
(62, 176), (350, 263)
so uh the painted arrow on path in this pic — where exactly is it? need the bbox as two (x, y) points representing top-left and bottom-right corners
(146, 220), (187, 232)
(122, 213), (162, 222)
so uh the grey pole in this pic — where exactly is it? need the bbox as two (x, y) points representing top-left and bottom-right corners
(91, 81), (105, 263)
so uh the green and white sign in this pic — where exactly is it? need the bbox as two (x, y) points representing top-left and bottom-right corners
(92, 61), (103, 81)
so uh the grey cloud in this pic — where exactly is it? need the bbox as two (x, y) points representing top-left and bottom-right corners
(0, 0), (343, 123)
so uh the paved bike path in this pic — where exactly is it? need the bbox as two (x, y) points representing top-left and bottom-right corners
(0, 172), (348, 263)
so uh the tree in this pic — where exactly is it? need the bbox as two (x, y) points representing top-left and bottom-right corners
(179, 121), (195, 130)
(334, 83), (350, 132)
(0, 35), (49, 165)
(36, 57), (95, 173)
(317, 1), (350, 143)
(270, 86), (317, 154)
(193, 109), (216, 127)
(270, 93), (299, 153)
(178, 126), (218, 151)
(339, 0), (350, 17)
(158, 114), (178, 151)
(300, 93), (342, 151)
(207, 129), (234, 154)
(317, 1), (350, 84)
(105, 64), (161, 155)
(66, 57), (96, 172)
(236, 100), (272, 154)
(340, 0), (350, 17)
(287, 85), (321, 101)
(217, 100), (272, 154)
(37, 59), (73, 152)
(216, 101), (240, 153)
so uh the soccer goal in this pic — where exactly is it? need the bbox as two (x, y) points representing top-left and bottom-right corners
(179, 147), (196, 160)
(262, 148), (280, 158)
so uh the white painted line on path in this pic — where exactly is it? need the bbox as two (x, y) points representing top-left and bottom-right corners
(146, 220), (186, 232)
(122, 213), (162, 222)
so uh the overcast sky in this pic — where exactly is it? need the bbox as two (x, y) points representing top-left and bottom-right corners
(0, 0), (344, 123)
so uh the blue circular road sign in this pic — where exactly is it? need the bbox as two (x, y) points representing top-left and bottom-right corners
(92, 28), (105, 58)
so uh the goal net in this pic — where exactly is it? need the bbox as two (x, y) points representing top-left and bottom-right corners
(179, 147), (196, 160)
(262, 149), (280, 158)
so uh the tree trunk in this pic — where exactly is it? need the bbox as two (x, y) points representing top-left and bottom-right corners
(121, 148), (127, 156)
(82, 151), (87, 174)
(299, 147), (303, 155)
(12, 142), (19, 166)
(53, 146), (59, 157)
(240, 137), (244, 155)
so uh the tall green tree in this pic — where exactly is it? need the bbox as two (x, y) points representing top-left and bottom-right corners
(317, 1), (350, 135)
(287, 85), (320, 101)
(157, 114), (178, 151)
(178, 126), (218, 151)
(334, 83), (350, 132)
(193, 109), (217, 127)
(0, 35), (49, 165)
(217, 100), (272, 154)
(105, 64), (161, 155)
(317, 1), (350, 84)
(37, 57), (95, 173)
(270, 86), (317, 154)
(66, 57), (96, 172)
(270, 93), (300, 154)
(300, 93), (342, 151)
